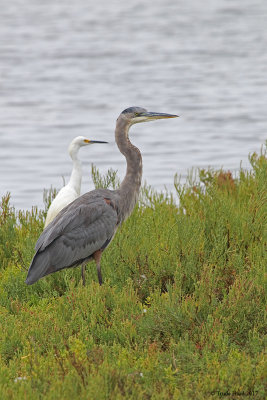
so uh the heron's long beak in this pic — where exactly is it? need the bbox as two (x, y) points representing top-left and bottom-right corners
(89, 140), (108, 144)
(140, 112), (179, 120)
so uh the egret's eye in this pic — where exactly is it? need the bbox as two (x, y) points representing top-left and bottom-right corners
(84, 139), (90, 143)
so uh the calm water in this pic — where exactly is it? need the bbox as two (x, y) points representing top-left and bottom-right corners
(0, 0), (266, 209)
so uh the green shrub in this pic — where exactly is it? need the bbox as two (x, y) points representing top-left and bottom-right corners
(0, 148), (266, 399)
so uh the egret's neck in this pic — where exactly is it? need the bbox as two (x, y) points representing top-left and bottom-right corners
(68, 147), (82, 195)
(115, 118), (142, 220)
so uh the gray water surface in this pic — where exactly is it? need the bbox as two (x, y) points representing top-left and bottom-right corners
(0, 0), (266, 209)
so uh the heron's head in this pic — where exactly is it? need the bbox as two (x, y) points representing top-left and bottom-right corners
(68, 136), (108, 156)
(120, 107), (178, 125)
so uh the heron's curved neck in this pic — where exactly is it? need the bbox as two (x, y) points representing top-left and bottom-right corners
(68, 147), (82, 195)
(116, 118), (142, 220)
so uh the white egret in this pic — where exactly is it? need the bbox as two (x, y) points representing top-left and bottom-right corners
(44, 136), (107, 228)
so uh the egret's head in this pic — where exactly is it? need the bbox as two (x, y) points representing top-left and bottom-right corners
(68, 136), (108, 157)
(120, 107), (178, 125)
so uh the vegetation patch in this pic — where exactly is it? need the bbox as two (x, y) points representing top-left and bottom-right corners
(0, 148), (266, 399)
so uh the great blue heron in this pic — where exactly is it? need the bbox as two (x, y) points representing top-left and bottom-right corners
(26, 107), (178, 286)
(45, 136), (108, 228)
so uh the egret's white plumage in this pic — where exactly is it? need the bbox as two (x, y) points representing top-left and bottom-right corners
(44, 136), (107, 228)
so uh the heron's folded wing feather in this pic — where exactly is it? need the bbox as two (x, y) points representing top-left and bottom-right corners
(45, 203), (117, 268)
(36, 193), (112, 252)
(26, 196), (118, 284)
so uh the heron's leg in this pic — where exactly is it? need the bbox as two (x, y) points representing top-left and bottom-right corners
(81, 265), (86, 286)
(93, 250), (103, 285)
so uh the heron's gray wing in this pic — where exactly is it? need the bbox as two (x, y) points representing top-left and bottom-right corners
(26, 194), (118, 284)
(35, 192), (107, 252)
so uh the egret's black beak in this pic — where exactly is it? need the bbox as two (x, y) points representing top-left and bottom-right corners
(90, 140), (108, 144)
(140, 112), (179, 120)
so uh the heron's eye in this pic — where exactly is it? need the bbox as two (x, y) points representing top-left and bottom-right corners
(135, 112), (139, 117)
